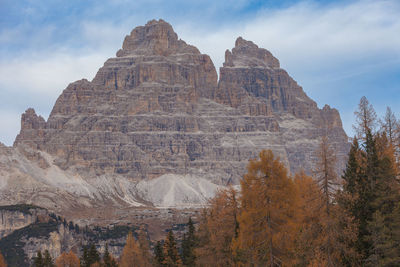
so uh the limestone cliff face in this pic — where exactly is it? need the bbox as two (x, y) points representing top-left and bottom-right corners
(22, 224), (125, 263)
(216, 37), (349, 174)
(0, 207), (47, 239)
(0, 206), (131, 266)
(216, 37), (316, 118)
(5, 19), (349, 210)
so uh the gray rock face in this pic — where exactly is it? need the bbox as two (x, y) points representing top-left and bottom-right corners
(2, 19), (349, 211)
(0, 207), (47, 238)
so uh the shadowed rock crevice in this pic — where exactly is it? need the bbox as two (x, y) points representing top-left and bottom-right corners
(2, 19), (349, 211)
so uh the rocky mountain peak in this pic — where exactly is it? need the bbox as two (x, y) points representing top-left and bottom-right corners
(116, 19), (200, 57)
(223, 37), (280, 69)
(13, 108), (46, 148)
(19, 108), (45, 130)
(5, 19), (349, 214)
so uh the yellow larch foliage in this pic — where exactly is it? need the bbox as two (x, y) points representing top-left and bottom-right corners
(196, 187), (239, 267)
(0, 251), (6, 267)
(120, 232), (141, 267)
(232, 150), (298, 266)
(120, 231), (152, 267)
(55, 251), (80, 267)
(136, 226), (152, 267)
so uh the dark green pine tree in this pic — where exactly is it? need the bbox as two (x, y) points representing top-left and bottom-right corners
(88, 244), (100, 266)
(80, 244), (100, 267)
(163, 231), (182, 266)
(365, 211), (390, 267)
(80, 246), (89, 267)
(43, 250), (54, 267)
(356, 129), (379, 258)
(342, 138), (361, 196)
(340, 137), (368, 257)
(154, 241), (165, 266)
(337, 138), (363, 266)
(339, 131), (381, 262)
(181, 217), (196, 266)
(33, 251), (44, 267)
(365, 134), (400, 266)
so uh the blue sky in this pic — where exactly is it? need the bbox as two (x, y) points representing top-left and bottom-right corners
(0, 0), (399, 145)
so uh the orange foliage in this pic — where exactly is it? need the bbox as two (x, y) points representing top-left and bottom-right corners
(233, 150), (298, 266)
(55, 251), (80, 267)
(120, 231), (152, 267)
(0, 251), (6, 267)
(196, 187), (239, 266)
(293, 171), (325, 266)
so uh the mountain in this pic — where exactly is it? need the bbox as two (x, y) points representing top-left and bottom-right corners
(0, 19), (348, 216)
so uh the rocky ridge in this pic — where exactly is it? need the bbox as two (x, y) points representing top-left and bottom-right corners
(0, 204), (144, 266)
(1, 19), (349, 213)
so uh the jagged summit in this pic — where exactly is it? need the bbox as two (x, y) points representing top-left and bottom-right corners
(116, 19), (200, 57)
(223, 37), (280, 69)
(1, 19), (349, 213)
(92, 19), (217, 98)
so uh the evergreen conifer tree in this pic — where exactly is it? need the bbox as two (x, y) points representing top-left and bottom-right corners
(33, 251), (44, 267)
(80, 244), (99, 267)
(162, 231), (182, 267)
(364, 133), (400, 266)
(88, 244), (100, 266)
(43, 250), (54, 267)
(103, 244), (111, 267)
(154, 241), (164, 266)
(80, 246), (88, 267)
(181, 217), (196, 266)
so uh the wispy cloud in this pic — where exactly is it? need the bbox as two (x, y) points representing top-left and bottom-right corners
(0, 0), (399, 145)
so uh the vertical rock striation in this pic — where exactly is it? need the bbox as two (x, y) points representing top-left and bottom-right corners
(4, 19), (349, 210)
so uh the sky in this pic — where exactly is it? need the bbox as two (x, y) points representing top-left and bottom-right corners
(0, 0), (399, 145)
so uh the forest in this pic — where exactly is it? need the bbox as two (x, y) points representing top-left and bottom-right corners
(0, 96), (399, 266)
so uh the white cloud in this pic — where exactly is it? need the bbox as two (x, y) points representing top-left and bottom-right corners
(0, 51), (106, 96)
(178, 0), (400, 73)
(0, 50), (112, 146)
(1, 0), (400, 145)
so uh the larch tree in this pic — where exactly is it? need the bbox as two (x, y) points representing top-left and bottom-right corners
(354, 96), (377, 140)
(137, 226), (152, 267)
(0, 251), (7, 267)
(195, 187), (239, 267)
(232, 150), (298, 266)
(314, 135), (338, 213)
(292, 171), (325, 266)
(120, 232), (142, 267)
(380, 107), (398, 145)
(55, 251), (80, 267)
(314, 135), (340, 267)
(380, 107), (400, 169)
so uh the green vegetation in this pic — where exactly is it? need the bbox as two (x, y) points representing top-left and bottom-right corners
(0, 221), (58, 266)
